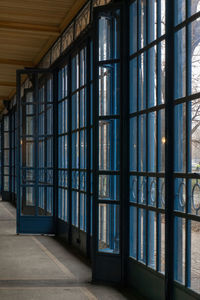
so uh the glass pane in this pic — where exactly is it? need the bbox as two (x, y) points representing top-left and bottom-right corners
(158, 109), (165, 172)
(130, 117), (137, 171)
(188, 220), (200, 293)
(174, 28), (186, 99)
(174, 217), (185, 284)
(98, 204), (120, 254)
(99, 64), (120, 116)
(98, 120), (120, 171)
(148, 112), (157, 172)
(98, 175), (120, 201)
(189, 179), (200, 216)
(174, 103), (186, 172)
(80, 193), (86, 231)
(148, 46), (157, 107)
(138, 208), (146, 263)
(129, 1), (137, 55)
(138, 114), (146, 171)
(174, 0), (185, 26)
(148, 210), (156, 269)
(148, 177), (156, 207)
(139, 176), (146, 204)
(189, 99), (200, 173)
(130, 176), (137, 203)
(158, 213), (165, 274)
(98, 12), (120, 61)
(138, 0), (147, 49)
(130, 206), (137, 259)
(189, 18), (200, 95)
(129, 58), (137, 113)
(174, 178), (186, 212)
(138, 53), (146, 110)
(148, 0), (157, 43)
(21, 187), (35, 216)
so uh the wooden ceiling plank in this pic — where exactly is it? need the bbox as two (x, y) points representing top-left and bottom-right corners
(0, 58), (33, 67)
(0, 96), (9, 101)
(0, 20), (60, 36)
(0, 81), (16, 87)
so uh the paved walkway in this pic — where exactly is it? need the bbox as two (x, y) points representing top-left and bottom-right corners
(0, 200), (138, 300)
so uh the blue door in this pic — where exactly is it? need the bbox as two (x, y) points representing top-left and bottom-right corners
(16, 70), (55, 234)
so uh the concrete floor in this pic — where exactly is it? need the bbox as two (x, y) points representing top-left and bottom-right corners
(0, 200), (139, 300)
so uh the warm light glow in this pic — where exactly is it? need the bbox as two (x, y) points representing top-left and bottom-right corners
(20, 139), (23, 145)
(162, 137), (166, 144)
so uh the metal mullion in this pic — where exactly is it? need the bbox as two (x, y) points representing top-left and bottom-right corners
(174, 11), (200, 33)
(44, 81), (48, 215)
(98, 58), (120, 65)
(86, 37), (91, 256)
(130, 34), (166, 60)
(145, 0), (149, 267)
(185, 1), (189, 286)
(35, 73), (39, 217)
(173, 210), (200, 222)
(129, 103), (165, 117)
(78, 51), (81, 232)
(98, 115), (120, 120)
(165, 1), (175, 298)
(136, 0), (139, 262)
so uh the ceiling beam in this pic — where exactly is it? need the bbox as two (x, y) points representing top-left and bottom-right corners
(0, 81), (16, 87)
(0, 96), (9, 101)
(0, 58), (33, 67)
(0, 21), (60, 36)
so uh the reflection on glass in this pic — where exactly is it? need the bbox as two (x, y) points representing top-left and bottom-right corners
(189, 19), (200, 95)
(80, 193), (86, 232)
(99, 120), (120, 171)
(99, 175), (120, 201)
(139, 0), (147, 49)
(99, 64), (120, 116)
(174, 178), (186, 212)
(130, 117), (137, 171)
(129, 1), (137, 55)
(174, 28), (186, 99)
(174, 0), (185, 26)
(98, 204), (120, 254)
(138, 208), (146, 263)
(98, 12), (120, 61)
(189, 221), (200, 293)
(174, 104), (186, 172)
(138, 115), (146, 171)
(130, 206), (137, 258)
(148, 210), (156, 269)
(148, 112), (157, 172)
(130, 176), (137, 203)
(174, 217), (185, 284)
(148, 46), (157, 107)
(129, 58), (137, 113)
(158, 213), (165, 274)
(189, 99), (200, 174)
(138, 53), (146, 110)
(158, 109), (165, 172)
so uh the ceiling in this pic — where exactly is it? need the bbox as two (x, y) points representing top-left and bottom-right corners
(0, 0), (87, 111)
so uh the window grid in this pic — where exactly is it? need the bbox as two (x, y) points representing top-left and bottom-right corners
(129, 0), (166, 274)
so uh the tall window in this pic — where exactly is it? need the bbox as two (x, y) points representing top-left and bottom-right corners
(173, 0), (200, 293)
(58, 65), (69, 222)
(71, 48), (87, 231)
(129, 0), (166, 272)
(3, 115), (10, 192)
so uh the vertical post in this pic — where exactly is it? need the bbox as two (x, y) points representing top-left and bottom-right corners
(165, 1), (174, 299)
(53, 69), (58, 233)
(121, 0), (129, 284)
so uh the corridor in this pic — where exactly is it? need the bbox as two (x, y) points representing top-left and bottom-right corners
(0, 200), (136, 300)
